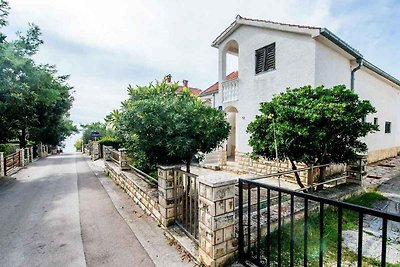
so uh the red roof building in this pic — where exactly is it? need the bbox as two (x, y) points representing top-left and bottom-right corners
(199, 71), (238, 97)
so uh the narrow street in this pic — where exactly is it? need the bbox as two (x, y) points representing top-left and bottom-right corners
(0, 153), (156, 267)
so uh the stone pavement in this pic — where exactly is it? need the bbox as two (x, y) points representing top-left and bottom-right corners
(365, 156), (400, 190)
(342, 156), (400, 265)
(89, 158), (194, 267)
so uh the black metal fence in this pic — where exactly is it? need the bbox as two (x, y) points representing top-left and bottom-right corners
(174, 170), (199, 241)
(238, 178), (400, 267)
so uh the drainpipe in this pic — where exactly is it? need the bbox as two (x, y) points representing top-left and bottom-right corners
(351, 58), (363, 91)
(212, 93), (216, 108)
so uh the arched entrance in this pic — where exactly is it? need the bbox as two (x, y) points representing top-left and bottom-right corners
(224, 106), (238, 161)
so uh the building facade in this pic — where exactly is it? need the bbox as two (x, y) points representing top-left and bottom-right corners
(200, 15), (400, 170)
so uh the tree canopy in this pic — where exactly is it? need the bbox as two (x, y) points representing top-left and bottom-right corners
(247, 85), (378, 188)
(116, 80), (230, 173)
(0, 0), (77, 147)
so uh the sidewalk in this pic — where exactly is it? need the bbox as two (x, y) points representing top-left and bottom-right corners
(86, 157), (194, 267)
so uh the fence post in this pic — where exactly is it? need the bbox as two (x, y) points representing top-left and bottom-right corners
(103, 146), (112, 161)
(0, 152), (4, 176)
(198, 177), (237, 267)
(29, 146), (33, 162)
(347, 154), (367, 186)
(118, 148), (130, 170)
(25, 148), (30, 165)
(19, 149), (25, 167)
(307, 164), (314, 192)
(218, 148), (227, 167)
(157, 165), (178, 227)
(91, 141), (101, 161)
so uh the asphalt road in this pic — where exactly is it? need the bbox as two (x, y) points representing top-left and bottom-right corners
(0, 153), (154, 267)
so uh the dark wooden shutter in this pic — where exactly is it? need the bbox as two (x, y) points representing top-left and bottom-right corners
(255, 48), (265, 74)
(385, 121), (391, 133)
(255, 43), (275, 74)
(265, 43), (275, 71)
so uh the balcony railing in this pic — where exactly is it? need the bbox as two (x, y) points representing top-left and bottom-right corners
(222, 78), (238, 103)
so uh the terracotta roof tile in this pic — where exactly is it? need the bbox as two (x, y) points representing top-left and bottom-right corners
(200, 71), (238, 96)
(239, 16), (320, 30)
(176, 86), (202, 96)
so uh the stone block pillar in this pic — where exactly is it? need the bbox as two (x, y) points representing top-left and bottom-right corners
(157, 165), (178, 227)
(198, 177), (237, 267)
(218, 148), (227, 167)
(19, 149), (25, 167)
(103, 146), (112, 161)
(91, 141), (101, 161)
(347, 154), (367, 186)
(29, 146), (33, 162)
(25, 148), (30, 165)
(118, 148), (130, 170)
(0, 152), (4, 176)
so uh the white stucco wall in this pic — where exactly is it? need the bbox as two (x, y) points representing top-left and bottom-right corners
(314, 40), (400, 156)
(213, 25), (400, 160)
(355, 69), (400, 152)
(314, 41), (351, 88)
(218, 25), (317, 153)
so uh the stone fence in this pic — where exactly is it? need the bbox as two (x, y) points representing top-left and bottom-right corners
(100, 146), (367, 267)
(1, 146), (35, 176)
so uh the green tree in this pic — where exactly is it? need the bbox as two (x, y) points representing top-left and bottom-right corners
(119, 80), (230, 173)
(0, 0), (9, 42)
(81, 122), (107, 144)
(247, 85), (378, 188)
(74, 139), (82, 152)
(0, 3), (75, 147)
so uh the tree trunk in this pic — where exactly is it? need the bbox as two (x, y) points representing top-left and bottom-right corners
(316, 166), (326, 191)
(289, 158), (305, 189)
(19, 128), (26, 148)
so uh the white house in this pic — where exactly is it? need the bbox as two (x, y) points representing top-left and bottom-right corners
(200, 15), (400, 173)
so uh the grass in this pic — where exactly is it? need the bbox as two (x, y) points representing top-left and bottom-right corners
(256, 191), (397, 266)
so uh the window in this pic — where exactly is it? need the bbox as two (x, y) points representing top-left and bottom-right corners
(385, 121), (391, 133)
(374, 117), (378, 125)
(255, 43), (275, 74)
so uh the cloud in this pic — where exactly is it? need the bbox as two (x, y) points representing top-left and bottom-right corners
(3, 0), (399, 128)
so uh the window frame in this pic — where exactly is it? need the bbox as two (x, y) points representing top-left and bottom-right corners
(255, 42), (276, 75)
(385, 121), (391, 133)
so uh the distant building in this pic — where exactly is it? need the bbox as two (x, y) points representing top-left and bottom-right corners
(165, 74), (202, 96)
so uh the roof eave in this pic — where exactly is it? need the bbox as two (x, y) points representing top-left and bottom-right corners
(319, 28), (400, 88)
(212, 16), (319, 48)
(319, 28), (363, 59)
(363, 60), (400, 88)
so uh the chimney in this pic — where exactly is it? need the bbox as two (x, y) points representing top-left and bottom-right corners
(165, 74), (172, 83)
(183, 80), (188, 88)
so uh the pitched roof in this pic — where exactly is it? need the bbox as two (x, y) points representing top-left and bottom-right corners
(212, 15), (320, 48)
(212, 16), (400, 88)
(176, 86), (202, 96)
(200, 71), (238, 96)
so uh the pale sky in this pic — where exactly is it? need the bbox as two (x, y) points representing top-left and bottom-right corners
(3, 0), (400, 150)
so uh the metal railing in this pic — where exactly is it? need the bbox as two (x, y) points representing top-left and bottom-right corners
(174, 170), (199, 242)
(222, 78), (238, 103)
(128, 163), (158, 185)
(4, 150), (21, 176)
(238, 179), (400, 267)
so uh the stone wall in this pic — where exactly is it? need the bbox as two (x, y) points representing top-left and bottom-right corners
(104, 161), (162, 224)
(367, 146), (400, 163)
(235, 151), (309, 182)
(235, 151), (346, 184)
